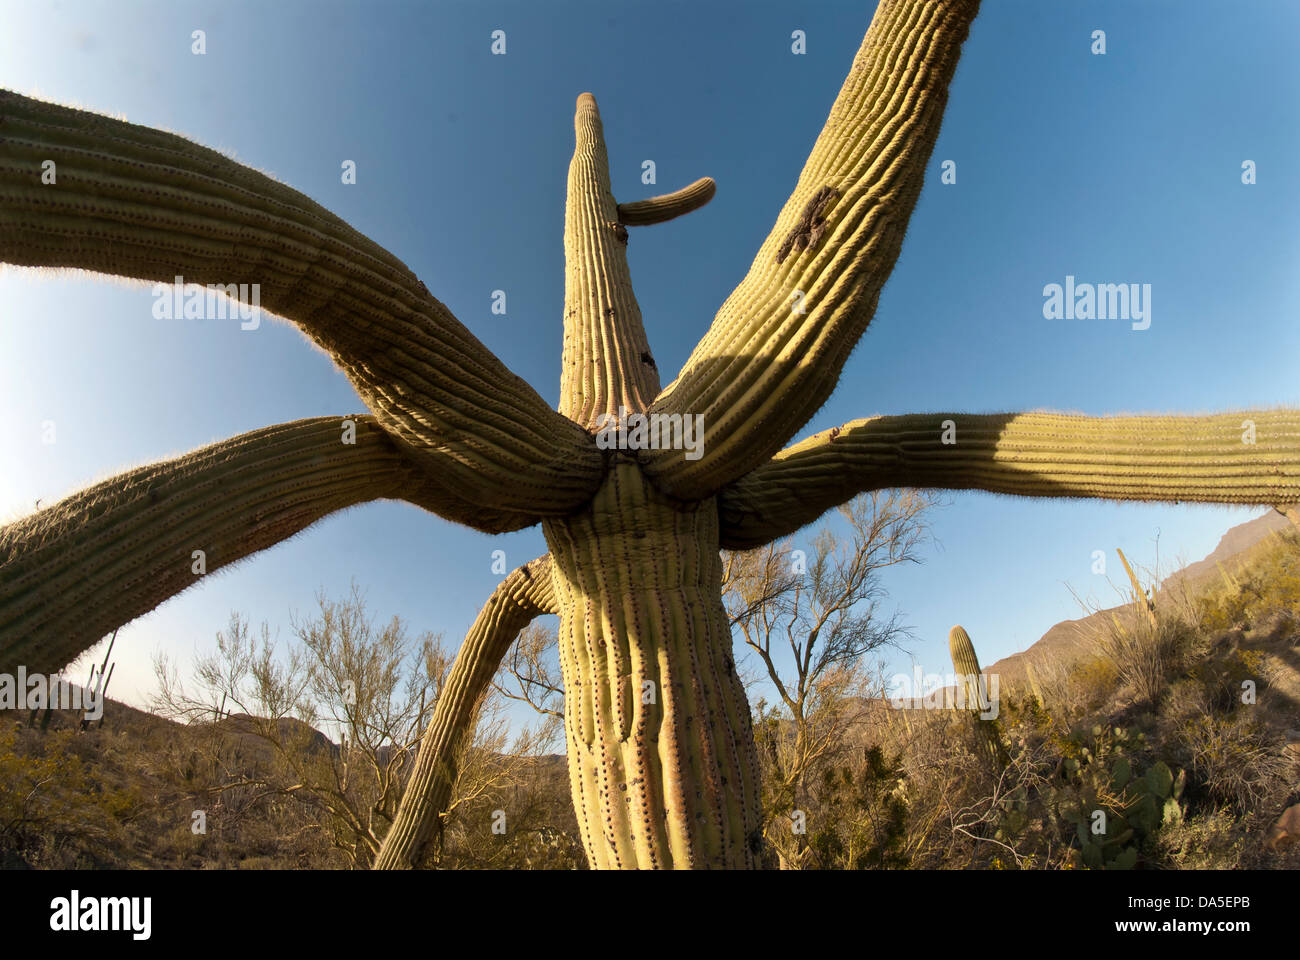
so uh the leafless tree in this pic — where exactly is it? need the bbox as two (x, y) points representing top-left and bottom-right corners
(151, 584), (551, 867)
(722, 490), (935, 866)
(493, 622), (565, 722)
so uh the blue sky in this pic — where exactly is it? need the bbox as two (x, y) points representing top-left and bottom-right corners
(2, 0), (1297, 716)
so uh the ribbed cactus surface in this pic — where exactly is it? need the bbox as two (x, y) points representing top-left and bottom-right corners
(642, 0), (981, 499)
(719, 412), (1300, 548)
(617, 177), (716, 226)
(0, 90), (602, 520)
(560, 93), (660, 429)
(542, 462), (762, 868)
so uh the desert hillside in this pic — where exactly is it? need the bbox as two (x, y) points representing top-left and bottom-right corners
(985, 510), (1294, 690)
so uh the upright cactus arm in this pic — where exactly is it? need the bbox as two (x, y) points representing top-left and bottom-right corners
(642, 0), (981, 499)
(374, 555), (556, 870)
(0, 416), (490, 675)
(718, 410), (1300, 549)
(947, 625), (985, 706)
(0, 90), (603, 519)
(559, 94), (662, 429)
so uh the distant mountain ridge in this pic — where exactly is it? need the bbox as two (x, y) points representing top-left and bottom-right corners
(984, 509), (1293, 689)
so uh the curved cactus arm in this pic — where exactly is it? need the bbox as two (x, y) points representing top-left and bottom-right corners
(617, 177), (716, 226)
(374, 555), (556, 869)
(0, 416), (499, 675)
(642, 0), (981, 499)
(559, 94), (661, 429)
(718, 410), (1300, 549)
(0, 90), (603, 518)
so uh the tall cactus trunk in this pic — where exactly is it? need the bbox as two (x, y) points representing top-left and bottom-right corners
(543, 462), (764, 868)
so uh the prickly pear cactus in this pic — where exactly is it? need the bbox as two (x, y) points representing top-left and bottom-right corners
(1049, 725), (1184, 870)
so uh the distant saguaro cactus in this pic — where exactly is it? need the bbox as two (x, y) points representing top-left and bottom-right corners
(948, 625), (1009, 770)
(2, 0), (1298, 869)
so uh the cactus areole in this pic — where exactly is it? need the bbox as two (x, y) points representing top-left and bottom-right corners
(2, 0), (1298, 869)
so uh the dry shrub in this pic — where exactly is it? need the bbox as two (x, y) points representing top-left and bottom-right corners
(1177, 712), (1290, 815)
(1096, 612), (1196, 707)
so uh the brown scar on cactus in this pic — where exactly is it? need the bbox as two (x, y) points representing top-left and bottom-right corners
(776, 185), (839, 264)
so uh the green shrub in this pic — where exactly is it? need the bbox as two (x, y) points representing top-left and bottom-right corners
(807, 745), (909, 870)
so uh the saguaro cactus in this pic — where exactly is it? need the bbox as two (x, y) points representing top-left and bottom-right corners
(2, 0), (1298, 869)
(948, 625), (1009, 770)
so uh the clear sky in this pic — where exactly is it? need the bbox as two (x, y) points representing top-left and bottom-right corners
(2, 0), (1297, 715)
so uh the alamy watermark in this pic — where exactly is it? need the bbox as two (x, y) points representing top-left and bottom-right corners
(593, 405), (705, 461)
(50, 890), (150, 940)
(888, 666), (1000, 720)
(1042, 275), (1151, 331)
(151, 275), (261, 330)
(0, 667), (103, 721)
